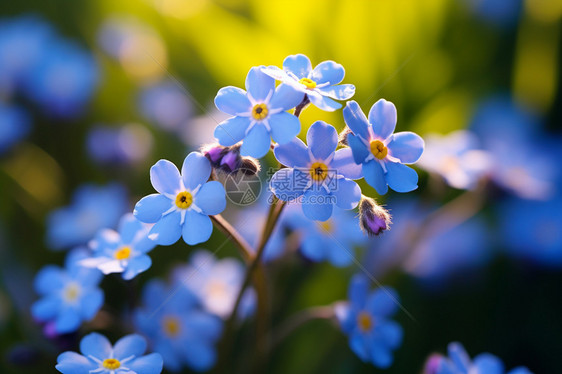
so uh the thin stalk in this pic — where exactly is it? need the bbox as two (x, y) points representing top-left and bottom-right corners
(211, 214), (253, 263)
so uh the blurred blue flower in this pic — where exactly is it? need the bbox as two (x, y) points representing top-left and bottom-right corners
(47, 183), (129, 250)
(470, 96), (558, 200)
(56, 332), (163, 374)
(81, 213), (156, 280)
(418, 130), (492, 190)
(171, 249), (255, 319)
(462, 0), (523, 28)
(86, 124), (153, 166)
(138, 80), (192, 131)
(214, 66), (303, 158)
(262, 53), (355, 111)
(0, 15), (54, 95)
(23, 39), (99, 119)
(31, 249), (103, 334)
(134, 152), (226, 246)
(498, 194), (562, 267)
(134, 279), (222, 372)
(270, 120), (362, 221)
(285, 205), (366, 267)
(343, 100), (424, 195)
(426, 341), (532, 374)
(335, 275), (403, 368)
(0, 102), (31, 154)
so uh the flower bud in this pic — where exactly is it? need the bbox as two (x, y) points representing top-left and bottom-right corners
(358, 196), (391, 236)
(201, 143), (260, 176)
(423, 354), (446, 374)
(338, 127), (353, 146)
(239, 157), (261, 176)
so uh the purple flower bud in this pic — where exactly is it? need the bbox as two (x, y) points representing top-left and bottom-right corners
(423, 353), (446, 374)
(202, 144), (224, 164)
(358, 196), (391, 236)
(220, 150), (239, 172)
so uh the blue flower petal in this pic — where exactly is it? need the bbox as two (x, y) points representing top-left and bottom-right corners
(332, 148), (363, 180)
(195, 181), (226, 215)
(332, 178), (361, 210)
(150, 159), (182, 195)
(301, 233), (328, 262)
(302, 188), (333, 221)
(363, 160), (388, 195)
(376, 320), (403, 349)
(154, 339), (181, 372)
(273, 137), (310, 168)
(79, 332), (112, 359)
(349, 274), (369, 307)
(270, 168), (307, 201)
(385, 162), (418, 193)
(283, 54), (312, 79)
(327, 242), (353, 267)
(55, 307), (81, 334)
(34, 265), (64, 295)
(508, 367), (533, 374)
(31, 296), (59, 321)
(269, 83), (304, 111)
(370, 342), (393, 368)
(182, 210), (213, 245)
(473, 353), (505, 374)
(123, 255), (152, 280)
(182, 152), (212, 190)
(448, 342), (472, 372)
(317, 84), (355, 100)
(183, 311), (222, 341)
(349, 331), (370, 362)
(245, 66), (275, 102)
(366, 288), (399, 317)
(387, 131), (424, 164)
(79, 288), (103, 320)
(214, 116), (251, 146)
(127, 353), (164, 374)
(343, 101), (370, 140)
(148, 211), (182, 246)
(181, 341), (217, 371)
(310, 60), (345, 85)
(308, 91), (342, 111)
(269, 112), (300, 145)
(214, 86), (251, 115)
(240, 124), (271, 158)
(307, 121), (338, 160)
(118, 213), (143, 243)
(368, 99), (397, 140)
(134, 194), (172, 223)
(347, 133), (370, 164)
(113, 334), (147, 360)
(56, 351), (96, 374)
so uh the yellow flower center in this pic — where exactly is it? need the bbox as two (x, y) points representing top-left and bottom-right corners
(298, 77), (317, 90)
(63, 283), (81, 302)
(370, 140), (388, 160)
(102, 358), (121, 370)
(309, 162), (329, 182)
(357, 311), (373, 332)
(318, 220), (333, 233)
(163, 316), (181, 337)
(114, 246), (132, 260)
(251, 103), (268, 120)
(175, 191), (193, 209)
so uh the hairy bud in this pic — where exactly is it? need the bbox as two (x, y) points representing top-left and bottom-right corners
(338, 127), (353, 146)
(358, 196), (391, 236)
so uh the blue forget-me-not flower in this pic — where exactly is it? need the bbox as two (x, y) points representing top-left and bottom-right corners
(55, 332), (163, 374)
(335, 275), (403, 368)
(214, 66), (303, 158)
(31, 249), (104, 334)
(0, 102), (31, 154)
(81, 213), (156, 280)
(261, 53), (355, 111)
(343, 99), (424, 195)
(134, 279), (222, 372)
(270, 120), (362, 221)
(134, 152), (226, 246)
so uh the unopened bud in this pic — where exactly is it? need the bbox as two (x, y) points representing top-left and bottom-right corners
(220, 150), (239, 172)
(338, 127), (353, 146)
(201, 143), (260, 176)
(423, 354), (446, 374)
(239, 157), (261, 176)
(358, 196), (391, 236)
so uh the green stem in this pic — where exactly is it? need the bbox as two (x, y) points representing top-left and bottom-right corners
(210, 214), (253, 263)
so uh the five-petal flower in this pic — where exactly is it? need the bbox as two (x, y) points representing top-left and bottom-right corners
(214, 66), (303, 158)
(55, 332), (163, 374)
(133, 152), (226, 246)
(270, 120), (362, 221)
(262, 53), (355, 111)
(343, 99), (424, 194)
